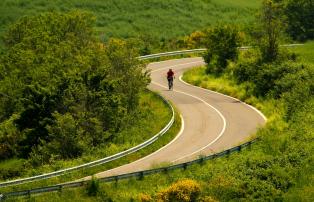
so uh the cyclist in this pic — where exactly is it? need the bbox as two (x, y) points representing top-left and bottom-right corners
(167, 69), (175, 90)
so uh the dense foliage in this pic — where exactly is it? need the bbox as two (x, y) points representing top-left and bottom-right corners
(180, 44), (313, 201)
(0, 0), (313, 201)
(203, 25), (241, 74)
(283, 0), (314, 41)
(257, 0), (285, 62)
(0, 11), (149, 165)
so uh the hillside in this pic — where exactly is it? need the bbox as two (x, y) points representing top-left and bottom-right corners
(0, 0), (260, 41)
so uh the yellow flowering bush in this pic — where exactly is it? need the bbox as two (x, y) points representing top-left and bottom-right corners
(138, 193), (152, 202)
(156, 179), (201, 202)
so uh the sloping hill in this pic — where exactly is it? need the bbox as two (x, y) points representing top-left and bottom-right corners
(0, 0), (260, 40)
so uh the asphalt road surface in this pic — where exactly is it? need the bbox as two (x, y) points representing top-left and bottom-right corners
(84, 57), (266, 179)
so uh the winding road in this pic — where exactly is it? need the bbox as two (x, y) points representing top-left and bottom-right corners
(83, 57), (266, 180)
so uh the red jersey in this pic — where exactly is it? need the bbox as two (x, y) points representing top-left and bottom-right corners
(167, 70), (174, 78)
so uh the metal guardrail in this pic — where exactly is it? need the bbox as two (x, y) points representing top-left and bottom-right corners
(138, 49), (206, 60)
(0, 139), (258, 200)
(0, 94), (175, 188)
(138, 44), (304, 60)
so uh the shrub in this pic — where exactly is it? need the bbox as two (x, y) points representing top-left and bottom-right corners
(0, 158), (25, 180)
(232, 56), (259, 83)
(199, 196), (218, 202)
(208, 175), (243, 201)
(156, 179), (201, 202)
(138, 193), (152, 202)
(86, 176), (100, 196)
(203, 25), (241, 74)
(284, 0), (314, 41)
(233, 59), (305, 97)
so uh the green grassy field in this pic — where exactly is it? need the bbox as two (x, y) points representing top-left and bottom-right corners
(289, 41), (314, 64)
(0, 0), (260, 42)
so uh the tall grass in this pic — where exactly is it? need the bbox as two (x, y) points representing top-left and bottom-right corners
(289, 41), (314, 64)
(0, 0), (260, 41)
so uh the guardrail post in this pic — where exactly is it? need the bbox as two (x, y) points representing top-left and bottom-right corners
(238, 145), (242, 152)
(248, 141), (252, 150)
(163, 167), (168, 174)
(27, 190), (31, 199)
(198, 156), (205, 165)
(183, 163), (188, 170)
(0, 194), (4, 201)
(226, 149), (231, 158)
(138, 172), (144, 181)
(58, 185), (63, 193)
(115, 176), (119, 184)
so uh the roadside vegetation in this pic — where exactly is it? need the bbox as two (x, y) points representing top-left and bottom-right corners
(0, 10), (180, 189)
(1, 0), (313, 201)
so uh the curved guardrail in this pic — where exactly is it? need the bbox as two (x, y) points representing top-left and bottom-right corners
(0, 139), (258, 200)
(137, 44), (303, 60)
(0, 94), (174, 188)
(138, 49), (206, 60)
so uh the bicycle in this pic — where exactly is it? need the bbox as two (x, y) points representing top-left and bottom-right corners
(167, 77), (174, 90)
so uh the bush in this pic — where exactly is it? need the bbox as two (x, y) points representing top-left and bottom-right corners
(138, 193), (152, 202)
(0, 158), (25, 180)
(156, 179), (201, 202)
(0, 114), (21, 160)
(233, 58), (306, 97)
(199, 196), (218, 202)
(284, 0), (314, 41)
(86, 176), (100, 196)
(208, 175), (243, 201)
(203, 25), (241, 74)
(232, 55), (259, 83)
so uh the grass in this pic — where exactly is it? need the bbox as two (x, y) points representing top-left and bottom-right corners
(289, 41), (314, 64)
(181, 65), (275, 118)
(0, 0), (261, 42)
(0, 90), (181, 193)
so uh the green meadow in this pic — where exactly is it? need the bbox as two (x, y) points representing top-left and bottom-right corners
(0, 0), (260, 41)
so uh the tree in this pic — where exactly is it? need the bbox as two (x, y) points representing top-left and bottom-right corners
(257, 0), (285, 62)
(203, 25), (241, 74)
(0, 11), (149, 163)
(45, 112), (83, 159)
(284, 0), (314, 41)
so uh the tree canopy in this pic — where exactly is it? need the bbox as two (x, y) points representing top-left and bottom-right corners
(0, 11), (149, 163)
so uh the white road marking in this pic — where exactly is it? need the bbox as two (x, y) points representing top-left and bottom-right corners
(179, 75), (267, 121)
(151, 81), (227, 163)
(94, 115), (185, 177)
